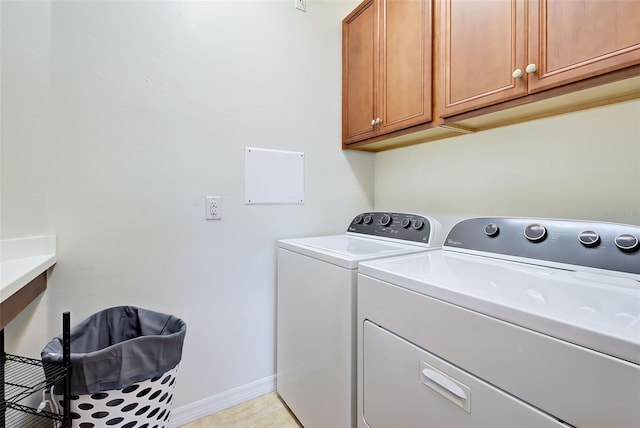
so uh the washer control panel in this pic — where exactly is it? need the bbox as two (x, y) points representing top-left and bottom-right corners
(348, 212), (433, 245)
(445, 217), (640, 276)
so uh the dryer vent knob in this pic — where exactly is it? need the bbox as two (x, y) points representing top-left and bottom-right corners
(615, 234), (639, 252)
(578, 231), (600, 247)
(484, 223), (499, 237)
(524, 224), (547, 242)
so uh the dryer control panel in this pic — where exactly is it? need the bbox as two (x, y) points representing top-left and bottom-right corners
(444, 217), (640, 276)
(348, 212), (436, 246)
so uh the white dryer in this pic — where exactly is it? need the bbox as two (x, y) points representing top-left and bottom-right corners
(277, 212), (445, 428)
(357, 217), (640, 428)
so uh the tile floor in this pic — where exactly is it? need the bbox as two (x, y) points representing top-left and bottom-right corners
(179, 392), (302, 427)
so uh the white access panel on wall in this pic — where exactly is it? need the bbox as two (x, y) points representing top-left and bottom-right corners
(245, 147), (304, 204)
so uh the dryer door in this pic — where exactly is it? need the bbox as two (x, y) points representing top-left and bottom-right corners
(362, 321), (565, 428)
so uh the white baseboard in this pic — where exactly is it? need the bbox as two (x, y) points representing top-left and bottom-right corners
(169, 375), (276, 427)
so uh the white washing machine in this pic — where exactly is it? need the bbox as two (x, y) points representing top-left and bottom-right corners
(357, 217), (640, 428)
(277, 212), (445, 428)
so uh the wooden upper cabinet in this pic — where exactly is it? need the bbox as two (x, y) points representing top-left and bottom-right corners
(343, 0), (432, 146)
(378, 0), (432, 135)
(439, 0), (526, 117)
(343, 0), (377, 144)
(439, 0), (640, 118)
(528, 0), (640, 93)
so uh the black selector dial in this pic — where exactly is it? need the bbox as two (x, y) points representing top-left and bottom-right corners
(353, 215), (363, 224)
(615, 234), (639, 252)
(363, 215), (373, 225)
(400, 218), (411, 228)
(578, 231), (600, 247)
(412, 219), (424, 230)
(380, 214), (392, 227)
(484, 223), (499, 237)
(524, 224), (547, 242)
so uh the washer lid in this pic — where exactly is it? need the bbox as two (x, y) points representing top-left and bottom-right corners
(278, 235), (429, 269)
(359, 251), (640, 365)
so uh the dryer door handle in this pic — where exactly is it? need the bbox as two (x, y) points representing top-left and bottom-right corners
(420, 362), (471, 413)
(422, 368), (467, 399)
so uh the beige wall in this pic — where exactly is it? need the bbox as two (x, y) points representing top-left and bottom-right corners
(374, 100), (640, 231)
(1, 0), (52, 238)
(1, 0), (373, 412)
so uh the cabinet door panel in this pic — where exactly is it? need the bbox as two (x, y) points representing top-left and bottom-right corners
(379, 0), (432, 134)
(343, 0), (378, 144)
(440, 0), (526, 117)
(528, 0), (640, 93)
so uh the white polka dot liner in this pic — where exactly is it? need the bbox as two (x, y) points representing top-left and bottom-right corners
(57, 365), (179, 428)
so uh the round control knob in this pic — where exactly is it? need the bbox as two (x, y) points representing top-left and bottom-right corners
(412, 219), (424, 230)
(380, 214), (392, 227)
(524, 224), (547, 242)
(615, 234), (639, 252)
(484, 223), (499, 237)
(400, 218), (411, 228)
(578, 230), (600, 247)
(353, 215), (363, 224)
(363, 215), (373, 225)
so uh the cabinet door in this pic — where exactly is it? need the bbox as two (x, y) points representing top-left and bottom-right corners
(439, 0), (527, 117)
(528, 0), (640, 93)
(378, 0), (432, 135)
(343, 0), (378, 144)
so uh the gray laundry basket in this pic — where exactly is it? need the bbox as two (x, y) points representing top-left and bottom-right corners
(42, 306), (187, 428)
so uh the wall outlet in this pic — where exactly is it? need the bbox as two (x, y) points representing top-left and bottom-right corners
(295, 0), (306, 12)
(205, 196), (222, 220)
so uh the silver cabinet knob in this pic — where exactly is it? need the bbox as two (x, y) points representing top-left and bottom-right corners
(526, 63), (537, 73)
(371, 119), (376, 126)
(375, 117), (382, 124)
(512, 69), (523, 78)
